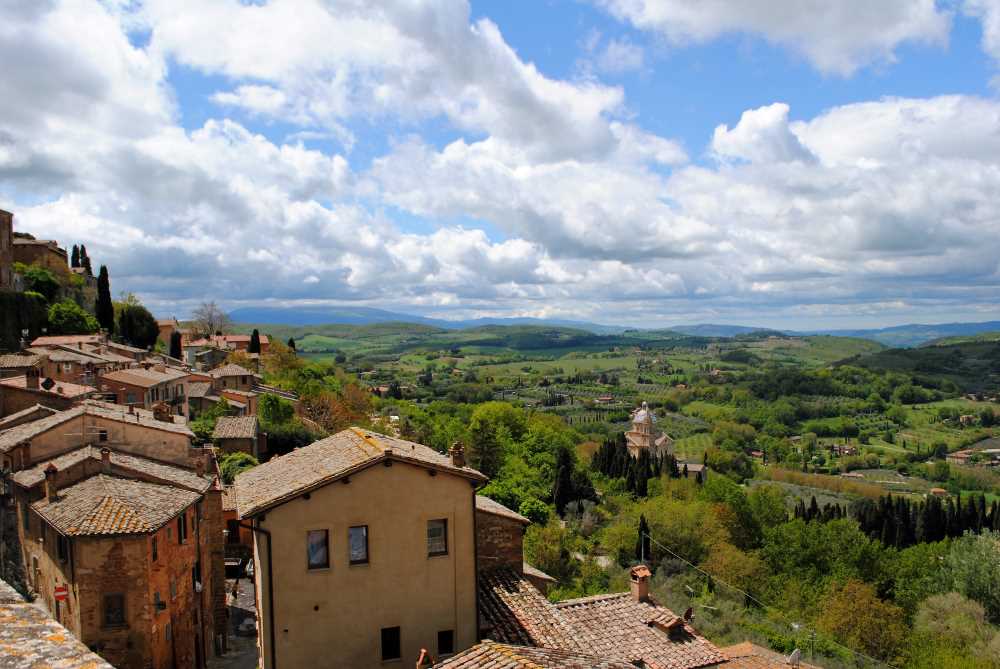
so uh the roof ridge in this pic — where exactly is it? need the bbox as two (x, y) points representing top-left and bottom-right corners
(555, 591), (630, 607)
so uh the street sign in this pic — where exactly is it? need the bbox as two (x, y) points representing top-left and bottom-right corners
(53, 585), (69, 601)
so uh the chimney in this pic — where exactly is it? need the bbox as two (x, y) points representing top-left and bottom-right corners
(26, 366), (39, 390)
(630, 564), (652, 603)
(195, 454), (205, 477)
(101, 447), (111, 473)
(44, 464), (58, 503)
(449, 441), (465, 468)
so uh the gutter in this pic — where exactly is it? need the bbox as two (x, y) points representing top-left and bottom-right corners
(240, 518), (276, 669)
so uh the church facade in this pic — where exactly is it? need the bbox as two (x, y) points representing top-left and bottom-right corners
(625, 401), (673, 458)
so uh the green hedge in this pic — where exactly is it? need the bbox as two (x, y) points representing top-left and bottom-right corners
(0, 292), (48, 352)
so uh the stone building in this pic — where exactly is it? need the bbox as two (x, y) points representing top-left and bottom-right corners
(0, 366), (95, 417)
(235, 429), (487, 669)
(0, 208), (12, 290)
(99, 365), (190, 417)
(2, 401), (227, 669)
(12, 235), (70, 279)
(624, 402), (673, 458)
(212, 415), (264, 457)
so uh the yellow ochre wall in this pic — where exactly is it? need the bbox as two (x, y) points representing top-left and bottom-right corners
(253, 460), (478, 669)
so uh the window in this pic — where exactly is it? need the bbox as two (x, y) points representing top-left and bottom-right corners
(226, 520), (240, 544)
(427, 519), (448, 557)
(98, 429), (108, 443)
(348, 525), (368, 565)
(178, 512), (188, 544)
(103, 593), (126, 627)
(170, 578), (177, 600)
(437, 630), (454, 656)
(306, 530), (329, 570)
(165, 622), (172, 641)
(57, 535), (69, 563)
(192, 562), (201, 588)
(22, 502), (30, 531)
(152, 536), (158, 562)
(380, 627), (401, 661)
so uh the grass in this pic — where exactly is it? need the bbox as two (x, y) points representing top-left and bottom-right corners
(673, 433), (713, 462)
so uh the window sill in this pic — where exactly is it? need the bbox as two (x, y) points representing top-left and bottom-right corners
(306, 566), (330, 572)
(427, 553), (449, 559)
(102, 624), (129, 631)
(349, 561), (369, 567)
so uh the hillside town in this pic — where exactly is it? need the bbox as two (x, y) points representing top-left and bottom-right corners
(0, 213), (817, 668)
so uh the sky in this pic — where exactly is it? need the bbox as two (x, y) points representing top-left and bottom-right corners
(2, 0), (1000, 329)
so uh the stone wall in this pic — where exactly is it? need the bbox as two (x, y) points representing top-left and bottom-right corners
(476, 510), (526, 574)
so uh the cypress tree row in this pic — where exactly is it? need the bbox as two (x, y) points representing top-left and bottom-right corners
(71, 244), (80, 268)
(591, 433), (683, 497)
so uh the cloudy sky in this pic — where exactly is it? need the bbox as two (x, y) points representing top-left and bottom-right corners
(3, 0), (1000, 329)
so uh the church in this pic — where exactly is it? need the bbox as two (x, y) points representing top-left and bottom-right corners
(625, 401), (674, 458)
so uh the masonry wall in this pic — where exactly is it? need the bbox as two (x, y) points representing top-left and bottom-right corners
(12, 241), (70, 278)
(475, 510), (526, 574)
(0, 384), (79, 417)
(252, 461), (478, 669)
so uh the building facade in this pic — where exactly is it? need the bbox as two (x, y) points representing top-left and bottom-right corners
(624, 402), (673, 458)
(235, 429), (486, 669)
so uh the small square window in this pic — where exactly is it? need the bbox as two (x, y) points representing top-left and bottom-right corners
(98, 429), (108, 442)
(349, 525), (368, 565)
(152, 536), (158, 562)
(438, 630), (454, 656)
(381, 626), (401, 661)
(103, 593), (126, 627)
(178, 513), (188, 544)
(306, 530), (329, 570)
(427, 519), (448, 557)
(57, 535), (69, 563)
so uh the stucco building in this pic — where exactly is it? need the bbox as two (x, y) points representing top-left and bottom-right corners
(99, 364), (190, 417)
(235, 429), (487, 669)
(625, 402), (673, 458)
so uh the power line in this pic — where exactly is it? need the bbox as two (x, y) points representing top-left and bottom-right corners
(642, 532), (897, 669)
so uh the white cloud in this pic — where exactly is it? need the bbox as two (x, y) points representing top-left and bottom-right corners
(965, 0), (1000, 64)
(594, 0), (951, 75)
(711, 103), (815, 164)
(597, 38), (645, 73)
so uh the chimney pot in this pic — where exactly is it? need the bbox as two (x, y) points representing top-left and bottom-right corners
(449, 441), (466, 468)
(44, 464), (58, 503)
(101, 447), (111, 473)
(630, 564), (652, 603)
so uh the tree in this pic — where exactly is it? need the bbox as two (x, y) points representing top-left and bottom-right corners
(117, 303), (159, 349)
(287, 337), (296, 351)
(191, 301), (231, 337)
(71, 244), (80, 268)
(248, 329), (261, 354)
(219, 452), (259, 485)
(467, 402), (527, 478)
(79, 244), (92, 275)
(552, 446), (575, 516)
(169, 330), (182, 359)
(816, 579), (907, 662)
(48, 300), (99, 334)
(944, 530), (1000, 622)
(259, 393), (296, 424)
(635, 514), (651, 563)
(18, 264), (60, 303)
(95, 265), (114, 334)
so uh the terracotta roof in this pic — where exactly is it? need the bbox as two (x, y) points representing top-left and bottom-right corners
(0, 354), (42, 369)
(433, 640), (636, 669)
(30, 335), (102, 347)
(32, 474), (199, 536)
(720, 642), (819, 668)
(221, 486), (238, 512)
(209, 364), (256, 378)
(12, 446), (212, 493)
(26, 346), (108, 365)
(523, 563), (557, 583)
(105, 341), (148, 354)
(235, 428), (486, 518)
(477, 495), (530, 524)
(0, 404), (57, 431)
(213, 416), (258, 440)
(556, 593), (726, 669)
(478, 568), (582, 651)
(100, 367), (187, 388)
(188, 382), (212, 398)
(0, 375), (95, 398)
(0, 401), (193, 453)
(0, 578), (115, 668)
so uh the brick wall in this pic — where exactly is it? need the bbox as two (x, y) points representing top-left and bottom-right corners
(476, 510), (525, 574)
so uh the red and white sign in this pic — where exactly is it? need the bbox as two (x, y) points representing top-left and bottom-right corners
(53, 585), (69, 601)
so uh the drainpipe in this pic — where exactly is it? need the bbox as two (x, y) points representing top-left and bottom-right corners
(471, 480), (486, 644)
(240, 518), (275, 669)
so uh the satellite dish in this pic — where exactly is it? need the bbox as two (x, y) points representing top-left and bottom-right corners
(787, 648), (801, 667)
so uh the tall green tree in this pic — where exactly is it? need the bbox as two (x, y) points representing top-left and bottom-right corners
(79, 244), (92, 275)
(552, 446), (574, 515)
(95, 265), (114, 334)
(287, 337), (296, 350)
(248, 328), (261, 354)
(71, 244), (80, 268)
(48, 300), (99, 334)
(117, 303), (159, 349)
(169, 330), (182, 359)
(635, 514), (651, 563)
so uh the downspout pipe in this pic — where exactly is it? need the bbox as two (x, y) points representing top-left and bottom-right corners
(240, 519), (276, 669)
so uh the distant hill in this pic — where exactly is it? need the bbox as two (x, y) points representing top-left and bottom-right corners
(228, 306), (623, 334)
(666, 324), (781, 337)
(812, 321), (1000, 348)
(921, 331), (1000, 347)
(841, 340), (1000, 393)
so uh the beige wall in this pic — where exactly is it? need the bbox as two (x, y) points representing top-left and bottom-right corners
(253, 461), (478, 669)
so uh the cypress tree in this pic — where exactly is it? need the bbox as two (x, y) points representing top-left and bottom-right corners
(552, 447), (574, 515)
(169, 330), (182, 359)
(248, 328), (261, 354)
(79, 244), (92, 275)
(71, 244), (80, 268)
(95, 265), (114, 334)
(287, 337), (296, 350)
(636, 514), (651, 563)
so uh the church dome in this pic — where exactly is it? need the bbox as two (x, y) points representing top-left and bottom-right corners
(633, 401), (655, 424)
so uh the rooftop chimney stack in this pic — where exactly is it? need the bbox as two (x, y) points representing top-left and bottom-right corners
(44, 464), (58, 503)
(630, 564), (652, 603)
(101, 447), (111, 473)
(26, 366), (40, 390)
(449, 441), (466, 468)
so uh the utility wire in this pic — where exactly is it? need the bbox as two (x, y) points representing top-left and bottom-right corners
(642, 532), (897, 669)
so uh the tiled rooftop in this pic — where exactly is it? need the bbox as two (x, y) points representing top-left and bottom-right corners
(556, 593), (727, 669)
(12, 446), (212, 493)
(0, 375), (94, 398)
(100, 367), (187, 388)
(478, 568), (582, 651)
(0, 354), (41, 369)
(187, 382), (212, 398)
(0, 404), (57, 431)
(30, 335), (102, 347)
(221, 486), (238, 512)
(0, 578), (114, 668)
(235, 427), (486, 517)
(433, 641), (637, 669)
(720, 642), (818, 668)
(477, 495), (530, 524)
(208, 364), (256, 378)
(213, 416), (258, 440)
(32, 474), (199, 536)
